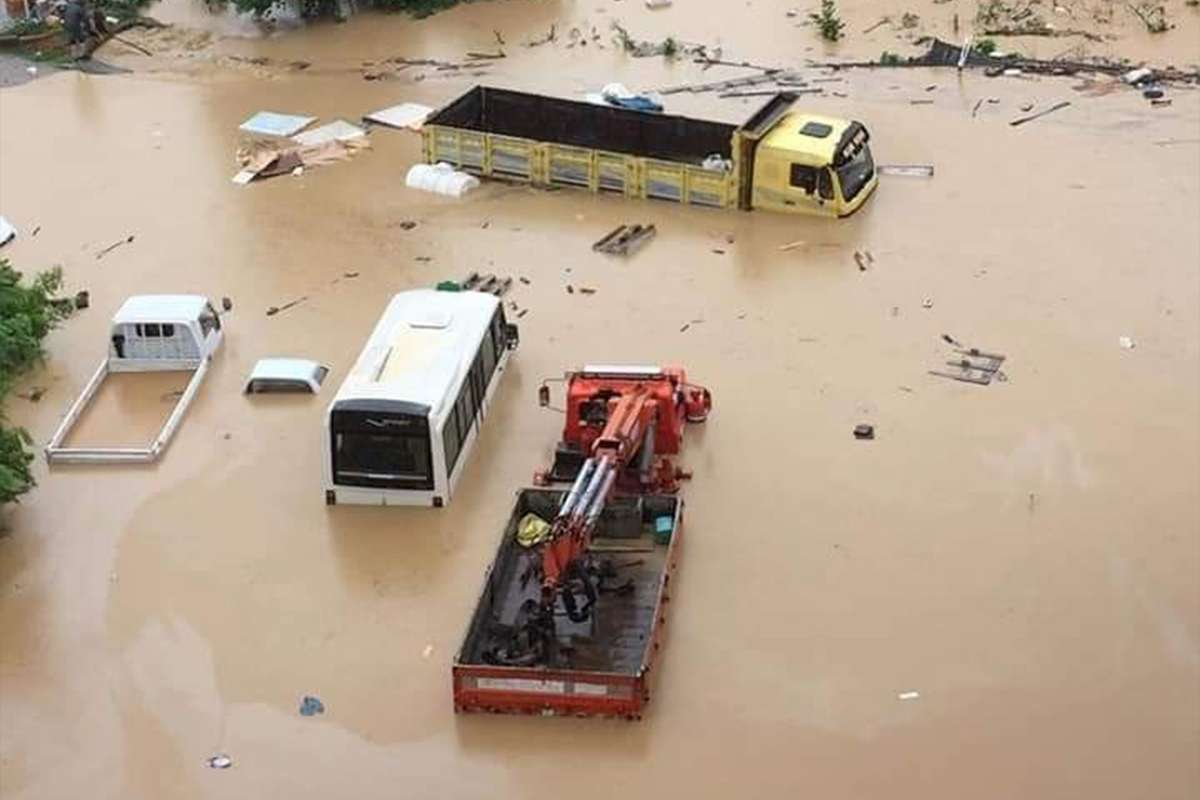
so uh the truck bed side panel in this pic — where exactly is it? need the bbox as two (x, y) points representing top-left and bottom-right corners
(427, 86), (736, 164)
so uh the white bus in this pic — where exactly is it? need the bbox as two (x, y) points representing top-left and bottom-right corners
(323, 289), (519, 507)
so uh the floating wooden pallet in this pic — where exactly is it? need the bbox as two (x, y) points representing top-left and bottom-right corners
(929, 347), (1007, 386)
(593, 224), (658, 256)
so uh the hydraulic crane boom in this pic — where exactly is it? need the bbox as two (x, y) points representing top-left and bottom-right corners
(533, 366), (710, 628)
(539, 385), (655, 608)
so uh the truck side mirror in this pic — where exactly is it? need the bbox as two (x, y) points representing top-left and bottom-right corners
(538, 385), (550, 407)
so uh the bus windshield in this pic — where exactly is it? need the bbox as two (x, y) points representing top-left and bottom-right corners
(331, 406), (434, 490)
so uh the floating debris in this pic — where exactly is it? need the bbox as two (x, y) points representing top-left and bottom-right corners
(593, 223), (657, 256)
(1009, 101), (1071, 127)
(95, 235), (135, 260)
(877, 165), (934, 178)
(930, 346), (1008, 386)
(299, 695), (325, 717)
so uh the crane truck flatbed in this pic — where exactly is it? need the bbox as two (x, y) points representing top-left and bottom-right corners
(422, 85), (878, 217)
(453, 365), (710, 720)
(453, 488), (681, 719)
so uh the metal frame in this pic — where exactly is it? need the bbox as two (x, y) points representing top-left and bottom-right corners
(44, 357), (211, 464)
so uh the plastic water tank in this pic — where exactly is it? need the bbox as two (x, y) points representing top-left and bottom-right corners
(405, 163), (480, 198)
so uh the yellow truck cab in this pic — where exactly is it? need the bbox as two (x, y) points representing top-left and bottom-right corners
(750, 113), (877, 217)
(422, 86), (878, 219)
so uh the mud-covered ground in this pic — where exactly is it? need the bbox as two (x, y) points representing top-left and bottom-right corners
(1, 1), (1198, 798)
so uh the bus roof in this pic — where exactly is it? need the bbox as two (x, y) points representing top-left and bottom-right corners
(330, 289), (500, 417)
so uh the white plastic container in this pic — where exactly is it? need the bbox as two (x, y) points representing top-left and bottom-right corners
(405, 163), (481, 198)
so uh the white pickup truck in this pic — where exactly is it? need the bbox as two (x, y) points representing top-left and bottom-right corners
(45, 295), (225, 464)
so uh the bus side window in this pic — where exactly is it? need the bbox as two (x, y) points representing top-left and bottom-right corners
(470, 351), (486, 411)
(442, 406), (461, 477)
(818, 169), (834, 200)
(481, 314), (498, 383)
(456, 385), (474, 441)
(494, 307), (507, 350)
(789, 164), (818, 195)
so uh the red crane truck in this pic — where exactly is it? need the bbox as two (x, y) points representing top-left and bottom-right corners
(452, 365), (711, 719)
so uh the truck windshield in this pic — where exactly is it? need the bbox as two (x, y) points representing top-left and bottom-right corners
(331, 412), (433, 490)
(836, 146), (875, 203)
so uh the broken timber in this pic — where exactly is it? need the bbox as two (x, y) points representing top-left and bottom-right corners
(659, 71), (805, 95)
(806, 37), (1200, 84)
(929, 347), (1007, 386)
(593, 224), (657, 256)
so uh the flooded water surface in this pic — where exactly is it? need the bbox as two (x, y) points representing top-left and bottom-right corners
(1, 1), (1198, 798)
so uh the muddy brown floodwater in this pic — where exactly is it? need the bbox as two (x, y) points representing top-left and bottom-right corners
(1, 1), (1199, 798)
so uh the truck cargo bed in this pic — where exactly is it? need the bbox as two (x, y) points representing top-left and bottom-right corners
(453, 488), (682, 719)
(427, 85), (735, 165)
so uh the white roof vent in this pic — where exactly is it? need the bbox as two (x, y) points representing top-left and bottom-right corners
(407, 310), (452, 330)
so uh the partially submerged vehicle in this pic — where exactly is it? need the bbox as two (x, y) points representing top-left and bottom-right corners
(453, 488), (682, 719)
(244, 358), (330, 394)
(323, 289), (519, 508)
(453, 365), (710, 720)
(422, 86), (877, 217)
(45, 295), (224, 464)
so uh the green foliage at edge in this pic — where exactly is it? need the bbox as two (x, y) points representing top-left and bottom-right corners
(0, 259), (68, 505)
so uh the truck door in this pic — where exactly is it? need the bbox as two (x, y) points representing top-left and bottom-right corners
(198, 303), (223, 354)
(785, 163), (834, 214)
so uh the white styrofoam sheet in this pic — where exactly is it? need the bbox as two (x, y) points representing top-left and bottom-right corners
(363, 102), (434, 131)
(239, 111), (317, 137)
(292, 119), (366, 147)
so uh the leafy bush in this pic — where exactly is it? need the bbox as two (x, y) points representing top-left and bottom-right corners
(1, 17), (50, 36)
(373, 0), (463, 17)
(974, 37), (997, 55)
(0, 260), (70, 505)
(0, 427), (34, 507)
(221, 0), (466, 18)
(99, 0), (159, 20)
(809, 0), (845, 42)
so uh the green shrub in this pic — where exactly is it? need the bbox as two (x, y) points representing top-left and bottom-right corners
(809, 0), (845, 42)
(974, 37), (997, 55)
(0, 427), (34, 507)
(0, 260), (70, 505)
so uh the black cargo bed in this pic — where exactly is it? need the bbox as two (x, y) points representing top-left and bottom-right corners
(458, 489), (678, 675)
(427, 86), (736, 165)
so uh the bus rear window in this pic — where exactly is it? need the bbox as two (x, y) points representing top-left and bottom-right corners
(331, 410), (433, 490)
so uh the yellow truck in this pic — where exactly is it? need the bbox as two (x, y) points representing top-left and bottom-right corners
(421, 86), (878, 218)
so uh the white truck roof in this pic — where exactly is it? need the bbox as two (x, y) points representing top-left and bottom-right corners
(113, 295), (209, 324)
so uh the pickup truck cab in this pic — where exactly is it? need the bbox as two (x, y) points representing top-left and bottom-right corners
(108, 294), (224, 371)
